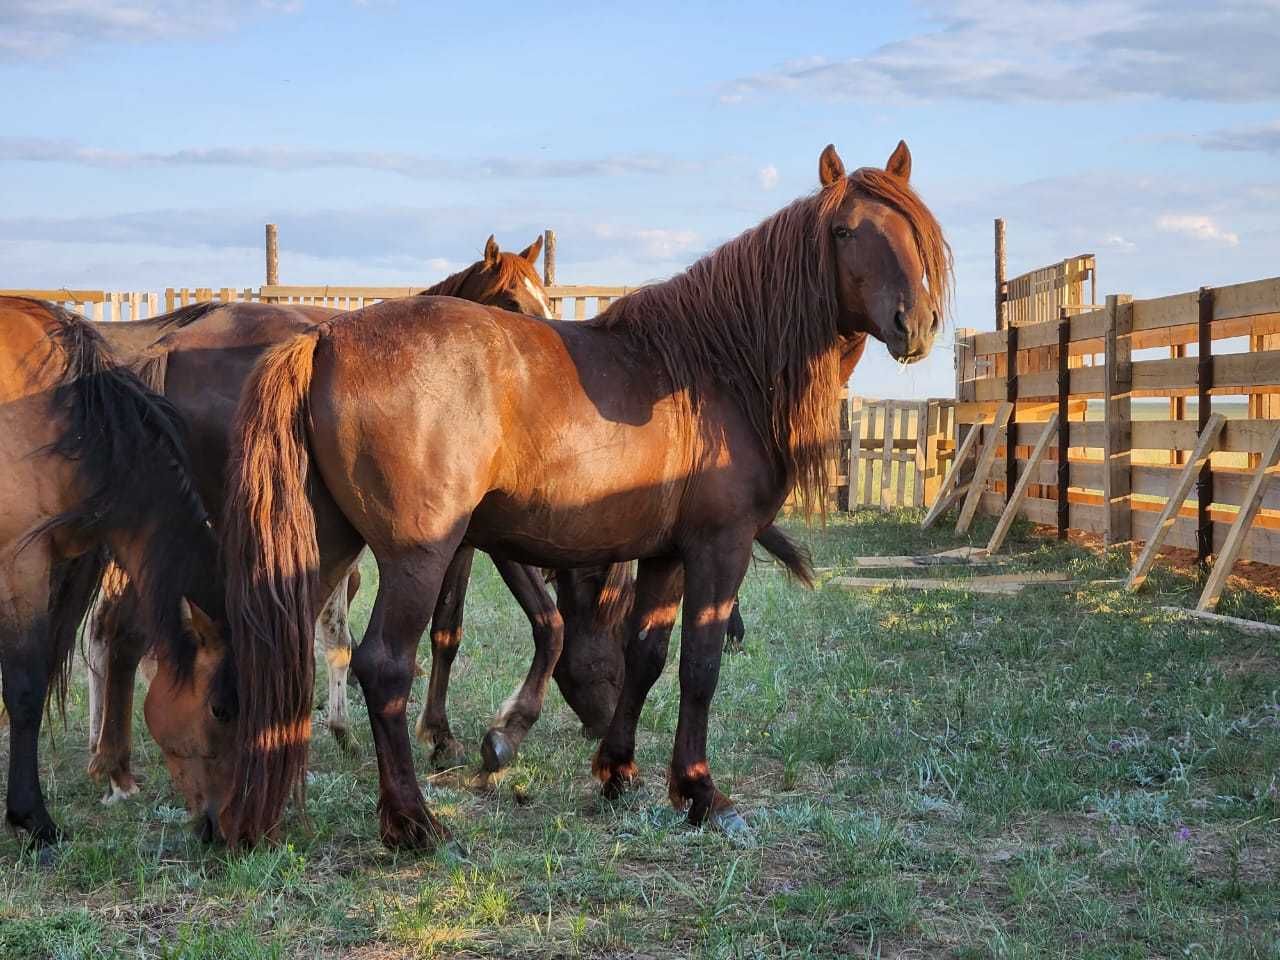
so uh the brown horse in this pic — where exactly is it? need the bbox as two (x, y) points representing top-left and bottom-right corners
(156, 140), (950, 849)
(0, 297), (220, 845)
(81, 236), (626, 799)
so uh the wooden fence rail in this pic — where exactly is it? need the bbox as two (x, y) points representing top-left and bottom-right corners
(1, 284), (636, 324)
(954, 272), (1280, 570)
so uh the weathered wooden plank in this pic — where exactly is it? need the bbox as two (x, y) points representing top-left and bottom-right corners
(1162, 606), (1280, 639)
(922, 408), (992, 528)
(1126, 414), (1226, 590)
(956, 402), (1014, 534)
(987, 414), (1060, 554)
(1197, 424), (1280, 611)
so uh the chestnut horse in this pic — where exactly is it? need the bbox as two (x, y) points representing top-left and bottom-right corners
(81, 236), (625, 799)
(0, 297), (220, 845)
(159, 141), (950, 849)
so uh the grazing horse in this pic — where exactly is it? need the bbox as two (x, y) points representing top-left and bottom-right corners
(0, 297), (220, 845)
(82, 236), (622, 799)
(152, 141), (950, 850)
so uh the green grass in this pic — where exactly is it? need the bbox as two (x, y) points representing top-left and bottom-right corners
(4, 511), (1280, 957)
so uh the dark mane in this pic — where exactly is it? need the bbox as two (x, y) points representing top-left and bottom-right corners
(591, 168), (950, 517)
(423, 254), (541, 300)
(27, 300), (221, 679)
(145, 300), (223, 333)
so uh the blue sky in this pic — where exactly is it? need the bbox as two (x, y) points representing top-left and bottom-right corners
(2, 0), (1278, 398)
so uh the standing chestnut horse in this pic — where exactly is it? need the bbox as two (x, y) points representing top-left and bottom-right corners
(0, 297), (220, 845)
(158, 141), (950, 850)
(82, 237), (621, 798)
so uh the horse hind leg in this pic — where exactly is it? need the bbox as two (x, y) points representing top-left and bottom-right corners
(481, 560), (564, 773)
(413, 545), (474, 769)
(351, 541), (462, 851)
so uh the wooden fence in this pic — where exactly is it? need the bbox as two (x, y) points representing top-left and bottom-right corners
(955, 273), (1280, 565)
(0, 284), (634, 323)
(834, 395), (955, 511)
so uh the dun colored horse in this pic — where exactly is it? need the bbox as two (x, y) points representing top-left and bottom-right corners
(154, 141), (951, 850)
(81, 237), (633, 800)
(0, 297), (219, 845)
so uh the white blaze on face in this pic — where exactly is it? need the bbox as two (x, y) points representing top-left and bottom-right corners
(523, 276), (554, 319)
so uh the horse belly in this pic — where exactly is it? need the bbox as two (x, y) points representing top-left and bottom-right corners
(467, 481), (679, 567)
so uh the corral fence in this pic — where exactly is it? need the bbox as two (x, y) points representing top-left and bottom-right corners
(956, 266), (1280, 566)
(0, 284), (633, 324)
(834, 395), (955, 511)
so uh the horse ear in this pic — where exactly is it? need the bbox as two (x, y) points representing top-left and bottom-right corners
(518, 234), (543, 266)
(818, 144), (846, 188)
(484, 235), (500, 264)
(886, 140), (912, 182)
(181, 598), (218, 647)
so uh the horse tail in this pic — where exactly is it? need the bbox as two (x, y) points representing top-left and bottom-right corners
(755, 523), (815, 588)
(220, 327), (325, 845)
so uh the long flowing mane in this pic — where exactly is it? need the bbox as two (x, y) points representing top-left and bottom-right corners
(18, 298), (222, 679)
(591, 168), (949, 517)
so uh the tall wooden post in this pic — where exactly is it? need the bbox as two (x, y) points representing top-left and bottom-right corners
(265, 224), (279, 287)
(1197, 286), (1216, 564)
(1103, 294), (1134, 546)
(994, 218), (1007, 331)
(543, 229), (557, 287)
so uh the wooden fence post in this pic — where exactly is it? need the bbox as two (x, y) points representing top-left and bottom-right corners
(846, 392), (864, 510)
(265, 224), (279, 286)
(1103, 294), (1133, 546)
(1057, 308), (1071, 538)
(994, 218), (1007, 332)
(880, 403), (897, 509)
(543, 229), (557, 287)
(1197, 286), (1215, 564)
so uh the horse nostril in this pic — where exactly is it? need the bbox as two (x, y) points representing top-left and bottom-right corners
(894, 309), (908, 336)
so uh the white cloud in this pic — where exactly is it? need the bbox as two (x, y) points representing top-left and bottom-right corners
(0, 136), (702, 181)
(1197, 120), (1280, 154)
(758, 164), (779, 190)
(721, 0), (1280, 104)
(1155, 214), (1240, 247)
(1101, 233), (1136, 252)
(0, 1), (295, 59)
(590, 224), (700, 262)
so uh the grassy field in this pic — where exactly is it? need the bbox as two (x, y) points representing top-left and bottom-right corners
(3, 511), (1280, 958)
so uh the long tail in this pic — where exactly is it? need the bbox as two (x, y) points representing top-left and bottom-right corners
(755, 523), (815, 588)
(220, 327), (324, 845)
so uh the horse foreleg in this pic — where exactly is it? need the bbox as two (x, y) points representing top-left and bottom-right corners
(413, 545), (474, 769)
(481, 560), (564, 772)
(593, 557), (684, 798)
(668, 536), (753, 836)
(723, 596), (746, 653)
(85, 581), (150, 803)
(1, 544), (63, 845)
(317, 559), (361, 750)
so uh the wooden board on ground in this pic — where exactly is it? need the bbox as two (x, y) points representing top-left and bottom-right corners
(828, 570), (1075, 596)
(1162, 606), (1280, 639)
(852, 546), (998, 569)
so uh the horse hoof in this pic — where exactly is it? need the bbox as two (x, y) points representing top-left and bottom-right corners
(430, 739), (467, 771)
(35, 845), (61, 868)
(438, 838), (470, 865)
(481, 730), (515, 773)
(710, 807), (751, 840)
(100, 777), (139, 805)
(330, 724), (358, 755)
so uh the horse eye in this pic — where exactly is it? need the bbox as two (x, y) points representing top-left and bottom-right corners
(833, 225), (853, 240)
(211, 701), (233, 723)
